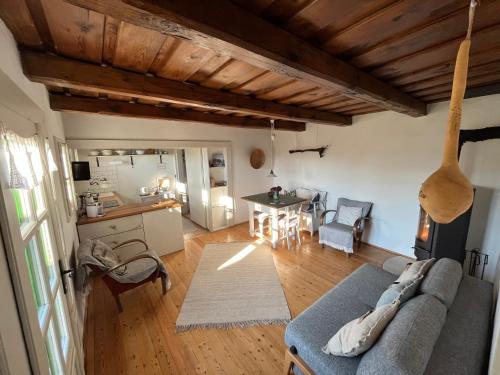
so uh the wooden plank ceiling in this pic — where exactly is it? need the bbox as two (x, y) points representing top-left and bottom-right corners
(1, 0), (500, 131)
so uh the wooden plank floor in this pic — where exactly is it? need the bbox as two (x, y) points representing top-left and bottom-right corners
(84, 223), (395, 375)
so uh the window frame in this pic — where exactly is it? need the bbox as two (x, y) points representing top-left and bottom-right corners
(54, 139), (77, 221)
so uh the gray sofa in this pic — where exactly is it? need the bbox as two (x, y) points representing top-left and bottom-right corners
(284, 259), (493, 375)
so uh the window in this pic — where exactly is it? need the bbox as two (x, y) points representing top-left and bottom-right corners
(25, 237), (49, 327)
(12, 188), (33, 233)
(44, 139), (58, 200)
(39, 220), (58, 290)
(1, 128), (74, 374)
(56, 140), (77, 219)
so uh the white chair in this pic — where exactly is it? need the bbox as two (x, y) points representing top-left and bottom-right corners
(293, 188), (327, 236)
(254, 204), (302, 250)
(278, 203), (302, 250)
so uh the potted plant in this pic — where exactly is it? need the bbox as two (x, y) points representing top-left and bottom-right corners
(268, 186), (282, 201)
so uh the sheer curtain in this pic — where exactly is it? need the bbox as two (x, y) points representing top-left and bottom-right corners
(1, 124), (45, 189)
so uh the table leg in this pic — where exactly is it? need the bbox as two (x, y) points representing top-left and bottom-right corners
(271, 208), (279, 249)
(248, 203), (255, 237)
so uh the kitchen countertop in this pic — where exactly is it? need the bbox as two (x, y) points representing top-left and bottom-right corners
(77, 199), (182, 225)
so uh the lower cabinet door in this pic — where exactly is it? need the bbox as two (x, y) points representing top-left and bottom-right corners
(211, 206), (227, 231)
(142, 208), (184, 256)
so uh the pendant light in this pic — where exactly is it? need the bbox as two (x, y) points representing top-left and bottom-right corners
(268, 119), (277, 177)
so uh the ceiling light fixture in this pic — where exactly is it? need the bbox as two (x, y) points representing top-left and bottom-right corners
(268, 119), (277, 178)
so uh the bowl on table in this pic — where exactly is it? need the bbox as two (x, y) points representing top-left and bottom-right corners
(88, 150), (99, 156)
(115, 150), (127, 155)
(135, 149), (145, 155)
(101, 149), (113, 156)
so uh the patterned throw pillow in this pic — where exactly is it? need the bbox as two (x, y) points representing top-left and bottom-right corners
(376, 276), (423, 308)
(337, 205), (363, 226)
(323, 301), (400, 357)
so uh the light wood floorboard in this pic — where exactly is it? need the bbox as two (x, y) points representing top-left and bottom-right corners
(84, 223), (395, 374)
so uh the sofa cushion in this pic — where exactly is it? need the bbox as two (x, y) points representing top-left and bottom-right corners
(356, 294), (447, 375)
(376, 276), (422, 308)
(323, 301), (400, 357)
(285, 264), (397, 375)
(419, 258), (462, 309)
(424, 276), (493, 375)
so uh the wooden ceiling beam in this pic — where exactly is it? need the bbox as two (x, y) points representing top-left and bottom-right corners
(25, 0), (54, 51)
(63, 0), (427, 117)
(22, 50), (349, 126)
(465, 82), (500, 99)
(49, 94), (306, 131)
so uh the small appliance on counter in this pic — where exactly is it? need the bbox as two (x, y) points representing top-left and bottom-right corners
(79, 192), (100, 217)
(86, 202), (103, 218)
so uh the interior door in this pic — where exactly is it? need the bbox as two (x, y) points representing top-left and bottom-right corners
(0, 131), (77, 375)
(184, 148), (208, 228)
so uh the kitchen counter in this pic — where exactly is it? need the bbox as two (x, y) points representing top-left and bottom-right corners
(77, 199), (182, 225)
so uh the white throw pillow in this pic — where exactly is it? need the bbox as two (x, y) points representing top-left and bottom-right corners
(395, 258), (435, 283)
(376, 276), (423, 308)
(337, 205), (363, 226)
(322, 301), (400, 357)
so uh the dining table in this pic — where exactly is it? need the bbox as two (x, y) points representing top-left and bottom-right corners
(241, 193), (307, 248)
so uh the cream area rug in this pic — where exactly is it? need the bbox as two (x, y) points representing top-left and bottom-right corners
(176, 241), (291, 332)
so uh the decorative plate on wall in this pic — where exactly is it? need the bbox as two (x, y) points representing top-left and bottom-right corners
(250, 149), (265, 169)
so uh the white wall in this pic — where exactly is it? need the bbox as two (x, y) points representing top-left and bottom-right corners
(274, 94), (500, 283)
(63, 113), (274, 224)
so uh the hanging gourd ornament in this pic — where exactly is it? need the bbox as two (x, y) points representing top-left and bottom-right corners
(419, 0), (478, 224)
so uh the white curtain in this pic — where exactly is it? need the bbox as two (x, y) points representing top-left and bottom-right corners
(44, 139), (58, 172)
(1, 125), (45, 189)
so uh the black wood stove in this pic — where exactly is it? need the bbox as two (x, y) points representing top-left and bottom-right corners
(414, 204), (473, 264)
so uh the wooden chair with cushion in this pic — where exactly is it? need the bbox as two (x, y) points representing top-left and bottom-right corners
(78, 239), (169, 312)
(319, 198), (373, 255)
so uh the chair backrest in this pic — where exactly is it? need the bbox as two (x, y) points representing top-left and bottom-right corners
(335, 198), (373, 221)
(295, 187), (327, 209)
(77, 239), (107, 271)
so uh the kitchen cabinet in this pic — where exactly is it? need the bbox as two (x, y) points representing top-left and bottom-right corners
(77, 202), (184, 257)
(142, 206), (183, 256)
